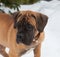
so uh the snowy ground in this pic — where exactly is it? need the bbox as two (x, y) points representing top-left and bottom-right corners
(0, 1), (60, 57)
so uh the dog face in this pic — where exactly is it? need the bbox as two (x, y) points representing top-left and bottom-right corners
(12, 11), (48, 45)
(15, 17), (35, 45)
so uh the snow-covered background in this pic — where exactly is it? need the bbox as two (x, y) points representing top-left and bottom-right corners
(0, 0), (60, 57)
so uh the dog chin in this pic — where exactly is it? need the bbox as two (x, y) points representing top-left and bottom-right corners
(16, 32), (34, 45)
(16, 37), (33, 45)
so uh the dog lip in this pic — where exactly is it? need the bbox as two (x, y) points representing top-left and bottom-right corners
(16, 37), (32, 45)
(16, 40), (31, 45)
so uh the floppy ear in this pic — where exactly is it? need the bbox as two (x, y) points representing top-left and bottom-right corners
(12, 11), (20, 28)
(36, 13), (48, 32)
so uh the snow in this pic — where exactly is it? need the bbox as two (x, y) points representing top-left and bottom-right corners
(0, 0), (60, 57)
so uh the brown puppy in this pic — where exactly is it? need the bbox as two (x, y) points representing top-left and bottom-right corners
(0, 11), (48, 57)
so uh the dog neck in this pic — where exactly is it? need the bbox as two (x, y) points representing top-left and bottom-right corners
(24, 32), (41, 50)
(32, 30), (40, 44)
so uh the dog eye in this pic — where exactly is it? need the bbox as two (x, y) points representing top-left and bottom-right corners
(31, 14), (36, 19)
(26, 24), (33, 31)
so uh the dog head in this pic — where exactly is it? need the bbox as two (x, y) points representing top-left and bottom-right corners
(12, 11), (48, 45)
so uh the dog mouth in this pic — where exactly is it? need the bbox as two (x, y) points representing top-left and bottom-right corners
(16, 30), (39, 45)
(16, 36), (34, 45)
(16, 31), (34, 45)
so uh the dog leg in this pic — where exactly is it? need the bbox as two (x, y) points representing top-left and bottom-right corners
(0, 44), (9, 57)
(9, 50), (19, 57)
(34, 43), (41, 57)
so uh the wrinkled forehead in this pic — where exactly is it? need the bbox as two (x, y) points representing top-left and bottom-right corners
(17, 11), (37, 26)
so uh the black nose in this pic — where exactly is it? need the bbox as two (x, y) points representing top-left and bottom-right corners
(16, 33), (24, 44)
(17, 33), (24, 38)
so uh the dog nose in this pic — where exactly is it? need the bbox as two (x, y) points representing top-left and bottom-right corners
(17, 33), (24, 39)
(20, 33), (24, 38)
(16, 33), (24, 44)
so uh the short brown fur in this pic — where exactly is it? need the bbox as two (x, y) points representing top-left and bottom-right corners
(0, 11), (48, 57)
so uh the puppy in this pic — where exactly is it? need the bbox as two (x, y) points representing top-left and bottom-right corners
(0, 11), (48, 57)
